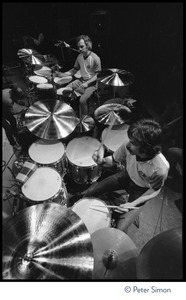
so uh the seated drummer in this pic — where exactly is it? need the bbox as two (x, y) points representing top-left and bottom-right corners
(80, 118), (170, 233)
(55, 35), (101, 118)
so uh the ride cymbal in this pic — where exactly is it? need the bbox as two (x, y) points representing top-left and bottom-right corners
(25, 100), (79, 140)
(94, 103), (131, 125)
(98, 68), (134, 87)
(137, 227), (183, 280)
(3, 203), (94, 280)
(91, 228), (138, 279)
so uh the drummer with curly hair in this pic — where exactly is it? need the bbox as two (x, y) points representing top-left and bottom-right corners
(81, 118), (170, 232)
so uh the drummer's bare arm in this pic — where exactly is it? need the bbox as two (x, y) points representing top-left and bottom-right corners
(55, 68), (77, 77)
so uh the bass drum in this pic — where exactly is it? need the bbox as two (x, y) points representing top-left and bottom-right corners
(66, 136), (104, 184)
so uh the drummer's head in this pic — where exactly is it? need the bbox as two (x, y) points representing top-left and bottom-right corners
(76, 35), (92, 51)
(127, 118), (162, 158)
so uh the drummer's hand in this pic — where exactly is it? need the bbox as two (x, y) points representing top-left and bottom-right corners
(119, 203), (132, 212)
(92, 150), (104, 165)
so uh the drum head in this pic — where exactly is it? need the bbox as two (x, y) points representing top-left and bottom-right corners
(54, 76), (72, 85)
(37, 83), (53, 89)
(102, 124), (129, 152)
(29, 76), (48, 84)
(57, 87), (67, 95)
(66, 137), (104, 167)
(72, 198), (110, 235)
(29, 140), (65, 164)
(21, 167), (62, 201)
(34, 66), (51, 76)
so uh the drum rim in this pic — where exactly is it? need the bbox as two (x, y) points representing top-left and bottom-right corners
(36, 83), (54, 89)
(21, 166), (63, 202)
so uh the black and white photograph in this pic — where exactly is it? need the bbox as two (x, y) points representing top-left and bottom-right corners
(2, 2), (183, 289)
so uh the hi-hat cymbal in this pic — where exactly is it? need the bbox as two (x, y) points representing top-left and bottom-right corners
(98, 68), (134, 87)
(3, 203), (94, 280)
(17, 48), (44, 65)
(25, 100), (79, 140)
(137, 227), (183, 280)
(94, 103), (131, 125)
(91, 228), (138, 279)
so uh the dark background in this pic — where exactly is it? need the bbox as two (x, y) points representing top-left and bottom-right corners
(2, 2), (183, 114)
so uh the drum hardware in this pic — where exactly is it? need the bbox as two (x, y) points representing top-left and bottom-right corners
(25, 100), (79, 140)
(94, 103), (131, 126)
(136, 227), (182, 280)
(2, 203), (94, 279)
(72, 198), (111, 235)
(66, 136), (104, 184)
(91, 227), (138, 279)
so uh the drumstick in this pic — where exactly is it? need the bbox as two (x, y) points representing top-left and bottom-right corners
(97, 115), (117, 152)
(92, 204), (139, 210)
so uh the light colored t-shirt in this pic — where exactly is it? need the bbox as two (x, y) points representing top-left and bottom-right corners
(74, 52), (101, 81)
(113, 142), (170, 190)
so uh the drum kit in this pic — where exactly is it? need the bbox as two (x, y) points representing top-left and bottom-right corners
(3, 49), (141, 279)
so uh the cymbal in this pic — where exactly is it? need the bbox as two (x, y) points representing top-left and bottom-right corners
(25, 100), (79, 140)
(137, 227), (183, 280)
(76, 116), (95, 133)
(17, 48), (44, 65)
(91, 228), (138, 279)
(2, 203), (94, 280)
(98, 68), (134, 87)
(34, 65), (52, 77)
(94, 103), (131, 125)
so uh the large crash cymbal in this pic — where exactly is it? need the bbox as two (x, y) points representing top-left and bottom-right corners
(3, 203), (94, 280)
(25, 100), (79, 140)
(17, 48), (45, 65)
(94, 103), (131, 125)
(98, 68), (134, 87)
(137, 227), (183, 280)
(91, 228), (138, 279)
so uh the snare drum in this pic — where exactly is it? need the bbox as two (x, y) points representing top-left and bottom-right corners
(28, 75), (48, 85)
(72, 198), (111, 235)
(36, 83), (56, 100)
(66, 136), (104, 184)
(21, 167), (67, 205)
(54, 76), (72, 88)
(101, 124), (129, 154)
(28, 139), (66, 175)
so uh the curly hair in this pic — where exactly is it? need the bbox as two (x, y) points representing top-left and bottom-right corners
(76, 35), (92, 50)
(128, 118), (162, 157)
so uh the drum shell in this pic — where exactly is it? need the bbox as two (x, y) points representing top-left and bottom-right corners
(66, 137), (104, 184)
(67, 160), (102, 184)
(36, 84), (56, 100)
